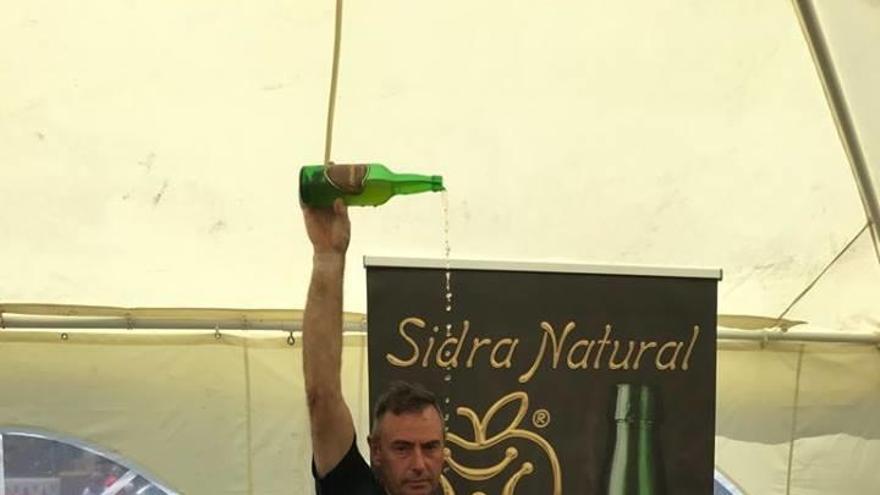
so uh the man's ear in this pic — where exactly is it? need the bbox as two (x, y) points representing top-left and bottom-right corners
(367, 434), (380, 465)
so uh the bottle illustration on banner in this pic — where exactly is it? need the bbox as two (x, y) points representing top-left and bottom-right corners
(299, 163), (444, 207)
(604, 383), (664, 495)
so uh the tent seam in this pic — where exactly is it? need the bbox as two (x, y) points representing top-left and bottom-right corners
(243, 336), (254, 495)
(784, 344), (805, 495)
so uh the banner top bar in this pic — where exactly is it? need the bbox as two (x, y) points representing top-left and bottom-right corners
(364, 256), (723, 280)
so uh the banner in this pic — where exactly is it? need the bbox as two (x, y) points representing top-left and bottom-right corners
(366, 258), (720, 494)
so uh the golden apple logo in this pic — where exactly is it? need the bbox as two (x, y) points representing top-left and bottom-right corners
(440, 391), (562, 495)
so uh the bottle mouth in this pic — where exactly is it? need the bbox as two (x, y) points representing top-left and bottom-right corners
(432, 175), (445, 191)
(298, 166), (310, 204)
(613, 383), (656, 422)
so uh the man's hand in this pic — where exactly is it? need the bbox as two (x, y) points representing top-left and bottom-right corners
(302, 198), (350, 256)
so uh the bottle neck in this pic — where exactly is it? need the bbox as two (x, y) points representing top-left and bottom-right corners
(608, 420), (659, 495)
(612, 419), (654, 444)
(376, 172), (444, 191)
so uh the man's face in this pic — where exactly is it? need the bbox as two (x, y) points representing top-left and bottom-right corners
(370, 406), (445, 495)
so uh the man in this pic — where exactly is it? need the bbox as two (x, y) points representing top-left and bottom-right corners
(302, 199), (446, 494)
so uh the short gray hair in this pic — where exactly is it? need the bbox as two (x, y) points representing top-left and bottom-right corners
(371, 380), (443, 437)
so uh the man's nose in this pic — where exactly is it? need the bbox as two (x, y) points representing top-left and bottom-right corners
(411, 447), (428, 472)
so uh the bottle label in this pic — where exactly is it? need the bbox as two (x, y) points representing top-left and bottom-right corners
(324, 164), (367, 194)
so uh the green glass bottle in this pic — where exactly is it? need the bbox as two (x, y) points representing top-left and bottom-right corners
(299, 163), (444, 207)
(605, 384), (663, 495)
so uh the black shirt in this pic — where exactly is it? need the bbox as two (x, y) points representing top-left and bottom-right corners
(313, 437), (386, 494)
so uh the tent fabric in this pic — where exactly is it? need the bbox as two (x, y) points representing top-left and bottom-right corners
(716, 340), (880, 494)
(2, 0), (879, 493)
(0, 330), (371, 495)
(1, 0), (873, 319)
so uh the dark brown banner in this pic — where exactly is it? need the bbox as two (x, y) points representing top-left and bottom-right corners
(366, 259), (718, 494)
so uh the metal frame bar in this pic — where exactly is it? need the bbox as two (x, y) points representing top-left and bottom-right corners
(102, 470), (138, 495)
(364, 256), (723, 280)
(792, 0), (880, 261)
(0, 308), (876, 346)
(0, 433), (5, 495)
(717, 328), (879, 345)
(0, 315), (366, 333)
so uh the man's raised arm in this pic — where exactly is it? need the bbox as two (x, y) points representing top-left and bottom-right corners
(301, 199), (355, 477)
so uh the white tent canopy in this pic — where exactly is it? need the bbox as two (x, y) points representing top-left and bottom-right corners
(1, 1), (878, 494)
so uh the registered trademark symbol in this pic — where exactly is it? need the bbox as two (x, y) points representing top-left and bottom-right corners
(532, 409), (551, 428)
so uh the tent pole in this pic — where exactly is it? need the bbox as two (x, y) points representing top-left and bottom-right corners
(791, 0), (880, 261)
(0, 433), (5, 495)
(0, 313), (877, 346)
(717, 328), (879, 346)
(0, 314), (366, 333)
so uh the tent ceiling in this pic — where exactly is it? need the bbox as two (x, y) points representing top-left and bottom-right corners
(0, 1), (877, 335)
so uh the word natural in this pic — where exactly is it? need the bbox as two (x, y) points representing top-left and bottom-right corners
(386, 318), (701, 383)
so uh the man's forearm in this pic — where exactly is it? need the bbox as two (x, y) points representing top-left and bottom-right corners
(302, 253), (346, 399)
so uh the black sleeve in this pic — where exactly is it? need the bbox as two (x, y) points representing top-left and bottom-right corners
(313, 437), (382, 494)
